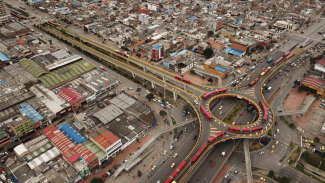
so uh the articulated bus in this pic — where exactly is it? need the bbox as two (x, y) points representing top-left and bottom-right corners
(259, 72), (266, 77)
(199, 105), (213, 121)
(165, 160), (187, 183)
(284, 51), (291, 57)
(249, 78), (260, 87)
(285, 53), (295, 60)
(275, 57), (284, 65)
(207, 131), (226, 145)
(263, 67), (271, 74)
(228, 127), (241, 133)
(251, 126), (263, 133)
(201, 88), (227, 100)
(242, 128), (250, 134)
(19, 6), (26, 10)
(48, 21), (58, 26)
(175, 75), (191, 84)
(200, 105), (207, 113)
(191, 144), (208, 164)
(259, 101), (268, 123)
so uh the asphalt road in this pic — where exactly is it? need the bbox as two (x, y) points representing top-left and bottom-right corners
(187, 140), (240, 183)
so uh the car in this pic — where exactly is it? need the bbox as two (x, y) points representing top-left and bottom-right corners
(234, 170), (239, 174)
(221, 151), (226, 156)
(180, 130), (183, 134)
(271, 145), (275, 149)
(240, 112), (243, 116)
(157, 181), (161, 183)
(224, 173), (230, 179)
(293, 68), (296, 71)
(275, 122), (278, 125)
(108, 169), (114, 174)
(276, 129), (280, 133)
(128, 87), (133, 90)
(219, 111), (223, 115)
(321, 99), (324, 103)
(275, 141), (279, 145)
(102, 173), (108, 177)
(152, 165), (157, 170)
(95, 169), (101, 173)
(275, 77), (277, 79)
(304, 145), (309, 149)
(173, 153), (178, 158)
(164, 106), (168, 110)
(311, 143), (316, 147)
(219, 106), (223, 110)
(267, 86), (272, 92)
(171, 163), (175, 168)
(279, 73), (282, 76)
(226, 179), (231, 183)
(312, 148), (316, 152)
(101, 178), (105, 182)
(194, 100), (199, 105)
(211, 162), (216, 167)
(137, 139), (142, 143)
(160, 103), (165, 107)
(259, 151), (264, 155)
(309, 139), (314, 143)
(273, 134), (276, 139)
(192, 135), (197, 140)
(260, 177), (266, 181)
(170, 131), (172, 135)
(270, 150), (274, 154)
(163, 150), (167, 155)
(305, 143), (310, 147)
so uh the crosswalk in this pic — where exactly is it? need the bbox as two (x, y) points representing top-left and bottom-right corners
(210, 124), (221, 137)
(243, 87), (256, 98)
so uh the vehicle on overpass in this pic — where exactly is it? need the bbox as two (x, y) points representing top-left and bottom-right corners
(249, 78), (260, 87)
(259, 101), (269, 123)
(199, 105), (213, 121)
(175, 75), (191, 84)
(201, 88), (227, 100)
(207, 131), (226, 145)
(228, 126), (263, 133)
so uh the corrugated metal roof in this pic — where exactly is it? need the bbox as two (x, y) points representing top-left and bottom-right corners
(58, 123), (87, 145)
(90, 127), (120, 149)
(58, 87), (85, 105)
(18, 103), (44, 123)
(19, 59), (49, 78)
(301, 76), (324, 90)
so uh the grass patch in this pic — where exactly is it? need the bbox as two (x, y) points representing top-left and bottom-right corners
(38, 38), (47, 44)
(296, 165), (325, 183)
(223, 101), (246, 124)
(249, 139), (265, 151)
(171, 116), (177, 134)
(301, 151), (325, 171)
(252, 167), (260, 171)
(291, 147), (301, 163)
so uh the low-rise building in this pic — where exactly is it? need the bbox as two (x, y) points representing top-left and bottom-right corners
(0, 22), (30, 38)
(7, 114), (35, 137)
(0, 128), (11, 148)
(58, 87), (87, 112)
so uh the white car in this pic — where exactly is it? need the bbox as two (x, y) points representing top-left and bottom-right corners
(219, 106), (223, 110)
(276, 129), (280, 133)
(194, 100), (199, 105)
(221, 151), (226, 156)
(259, 151), (264, 155)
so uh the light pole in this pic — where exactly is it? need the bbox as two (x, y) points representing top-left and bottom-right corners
(204, 178), (208, 183)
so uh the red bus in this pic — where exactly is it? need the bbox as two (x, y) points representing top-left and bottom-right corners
(207, 136), (217, 145)
(285, 53), (295, 60)
(242, 128), (250, 134)
(251, 126), (263, 133)
(170, 170), (179, 179)
(249, 78), (260, 87)
(228, 127), (241, 133)
(198, 144), (208, 154)
(191, 154), (200, 164)
(264, 67), (272, 74)
(218, 88), (227, 94)
(165, 178), (173, 183)
(259, 101), (268, 123)
(200, 105), (207, 113)
(177, 161), (187, 170)
(204, 111), (213, 121)
(275, 57), (284, 65)
(48, 21), (58, 26)
(175, 75), (191, 84)
(216, 131), (226, 139)
(19, 6), (26, 10)
(284, 51), (291, 57)
(202, 93), (211, 100)
(210, 90), (218, 96)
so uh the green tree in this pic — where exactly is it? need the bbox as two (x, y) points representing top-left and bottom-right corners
(138, 170), (142, 177)
(190, 70), (196, 75)
(289, 123), (295, 128)
(90, 178), (102, 183)
(208, 78), (213, 84)
(315, 137), (320, 143)
(207, 31), (214, 37)
(215, 34), (219, 38)
(146, 93), (154, 101)
(203, 48), (213, 58)
(279, 176), (291, 183)
(268, 170), (275, 178)
(159, 110), (167, 116)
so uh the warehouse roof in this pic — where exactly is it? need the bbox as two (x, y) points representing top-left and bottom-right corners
(42, 125), (75, 153)
(27, 147), (60, 169)
(93, 104), (124, 124)
(58, 123), (87, 145)
(18, 103), (44, 123)
(19, 59), (48, 78)
(58, 87), (85, 105)
(301, 76), (324, 90)
(0, 53), (10, 61)
(90, 127), (120, 149)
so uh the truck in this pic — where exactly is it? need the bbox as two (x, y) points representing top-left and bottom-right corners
(174, 132), (181, 141)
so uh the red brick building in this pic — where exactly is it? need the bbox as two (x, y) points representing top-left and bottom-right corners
(138, 6), (149, 14)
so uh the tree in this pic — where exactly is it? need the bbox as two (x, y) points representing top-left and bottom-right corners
(207, 31), (214, 37)
(279, 176), (291, 183)
(136, 53), (141, 58)
(203, 48), (213, 58)
(268, 170), (275, 178)
(215, 34), (219, 38)
(298, 88), (303, 93)
(146, 93), (154, 101)
(90, 178), (102, 183)
(208, 78), (213, 84)
(289, 123), (295, 128)
(159, 110), (167, 116)
(190, 70), (196, 75)
(138, 170), (142, 177)
(315, 137), (320, 143)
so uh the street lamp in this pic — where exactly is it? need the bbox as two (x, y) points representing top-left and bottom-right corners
(204, 178), (208, 183)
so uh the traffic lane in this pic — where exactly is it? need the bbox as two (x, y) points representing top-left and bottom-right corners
(149, 127), (201, 183)
(252, 174), (273, 183)
(187, 140), (238, 183)
(278, 166), (318, 183)
(211, 98), (238, 120)
(233, 109), (256, 125)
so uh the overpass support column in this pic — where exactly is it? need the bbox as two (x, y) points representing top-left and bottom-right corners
(116, 65), (119, 69)
(132, 72), (135, 79)
(173, 92), (177, 101)
(151, 82), (155, 89)
(143, 67), (146, 72)
(126, 59), (129, 64)
(183, 84), (187, 91)
(244, 139), (253, 183)
(218, 77), (223, 87)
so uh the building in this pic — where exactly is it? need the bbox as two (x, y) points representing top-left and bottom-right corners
(213, 18), (223, 31)
(0, 53), (11, 68)
(57, 123), (87, 145)
(300, 76), (324, 93)
(0, 22), (30, 38)
(90, 127), (122, 162)
(204, 57), (231, 78)
(7, 114), (35, 137)
(0, 0), (11, 24)
(18, 103), (44, 128)
(314, 59), (325, 73)
(58, 87), (87, 112)
(13, 45), (33, 58)
(0, 128), (10, 147)
(207, 38), (225, 50)
(152, 44), (164, 61)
